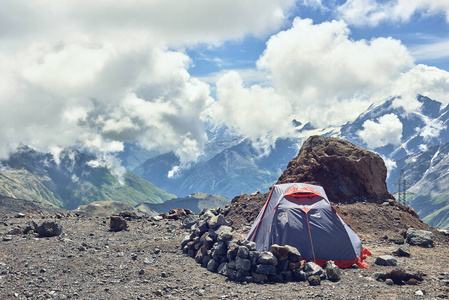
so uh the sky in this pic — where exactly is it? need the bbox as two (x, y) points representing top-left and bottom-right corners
(0, 0), (449, 174)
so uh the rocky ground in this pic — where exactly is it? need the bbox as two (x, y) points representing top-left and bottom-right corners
(1, 207), (448, 300)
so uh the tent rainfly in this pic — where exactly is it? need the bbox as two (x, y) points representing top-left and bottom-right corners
(246, 183), (371, 268)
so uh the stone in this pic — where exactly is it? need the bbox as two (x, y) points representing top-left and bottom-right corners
(37, 221), (63, 237)
(277, 259), (289, 272)
(240, 240), (257, 251)
(248, 251), (259, 266)
(227, 245), (238, 260)
(216, 226), (233, 242)
(406, 278), (419, 285)
(373, 272), (386, 281)
(2, 235), (13, 241)
(109, 216), (128, 232)
(23, 221), (38, 234)
(226, 268), (237, 280)
(207, 259), (219, 272)
(386, 267), (406, 284)
(324, 261), (341, 282)
(270, 244), (289, 260)
(217, 262), (227, 276)
(406, 228), (434, 247)
(415, 290), (424, 296)
(8, 228), (23, 235)
(276, 135), (393, 203)
(207, 215), (228, 229)
(181, 235), (191, 249)
(388, 234), (405, 245)
(283, 271), (294, 282)
(252, 272), (268, 283)
(293, 269), (309, 281)
(304, 262), (326, 280)
(375, 255), (397, 266)
(392, 244), (411, 257)
(405, 269), (424, 282)
(288, 261), (303, 271)
(286, 245), (302, 262)
(237, 246), (249, 259)
(257, 251), (278, 266)
(200, 209), (216, 220)
(167, 208), (186, 220)
(235, 257), (252, 272)
(119, 211), (138, 220)
(385, 278), (394, 285)
(211, 242), (228, 258)
(307, 275), (321, 286)
(255, 264), (276, 275)
(181, 214), (199, 229)
(235, 269), (250, 282)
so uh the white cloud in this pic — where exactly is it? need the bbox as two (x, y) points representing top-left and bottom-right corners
(257, 18), (413, 126)
(357, 114), (404, 149)
(207, 71), (295, 148)
(337, 0), (449, 26)
(410, 39), (449, 61)
(0, 0), (296, 167)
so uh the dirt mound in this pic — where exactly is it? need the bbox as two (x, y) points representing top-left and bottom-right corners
(0, 195), (67, 216)
(277, 136), (393, 203)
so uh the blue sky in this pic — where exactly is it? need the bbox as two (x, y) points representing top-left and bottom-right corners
(0, 0), (448, 170)
(188, 1), (449, 79)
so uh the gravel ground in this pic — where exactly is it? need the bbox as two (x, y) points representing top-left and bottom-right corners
(1, 213), (448, 299)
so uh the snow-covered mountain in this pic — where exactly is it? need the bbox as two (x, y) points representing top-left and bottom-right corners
(132, 94), (449, 227)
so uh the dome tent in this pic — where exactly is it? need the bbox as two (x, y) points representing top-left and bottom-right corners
(246, 183), (370, 268)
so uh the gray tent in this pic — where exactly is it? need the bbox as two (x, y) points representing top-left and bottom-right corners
(246, 183), (370, 268)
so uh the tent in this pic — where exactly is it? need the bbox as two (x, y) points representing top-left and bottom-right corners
(246, 183), (370, 268)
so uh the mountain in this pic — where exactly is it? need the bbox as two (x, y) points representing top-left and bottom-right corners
(389, 142), (449, 229)
(0, 146), (176, 210)
(135, 192), (230, 214)
(134, 138), (299, 199)
(341, 95), (449, 160)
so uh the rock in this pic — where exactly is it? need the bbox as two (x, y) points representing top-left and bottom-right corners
(207, 215), (229, 229)
(152, 215), (163, 221)
(388, 234), (405, 245)
(240, 240), (257, 251)
(167, 208), (186, 220)
(248, 251), (259, 266)
(415, 290), (424, 296)
(8, 228), (23, 235)
(405, 269), (424, 282)
(37, 221), (62, 237)
(119, 211), (138, 220)
(304, 262), (326, 279)
(200, 209), (216, 220)
(288, 261), (304, 271)
(406, 228), (434, 247)
(109, 216), (128, 232)
(257, 251), (278, 266)
(392, 244), (411, 257)
(207, 259), (219, 272)
(324, 261), (341, 282)
(277, 135), (393, 203)
(181, 214), (199, 229)
(293, 270), (309, 281)
(375, 255), (397, 266)
(216, 226), (233, 242)
(15, 213), (26, 218)
(385, 278), (394, 285)
(255, 264), (276, 275)
(307, 275), (321, 286)
(286, 245), (302, 262)
(277, 259), (289, 272)
(270, 244), (289, 260)
(373, 272), (386, 281)
(181, 235), (191, 249)
(237, 246), (249, 259)
(235, 257), (252, 271)
(23, 221), (38, 234)
(2, 235), (13, 241)
(386, 267), (406, 284)
(235, 269), (250, 282)
(217, 262), (227, 276)
(252, 272), (268, 283)
(406, 278), (419, 285)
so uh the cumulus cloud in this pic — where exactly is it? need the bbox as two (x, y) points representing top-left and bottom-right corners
(207, 71), (295, 148)
(257, 18), (414, 126)
(337, 0), (449, 26)
(357, 114), (404, 149)
(0, 0), (295, 170)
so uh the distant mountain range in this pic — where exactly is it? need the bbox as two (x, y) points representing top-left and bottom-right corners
(1, 95), (448, 228)
(0, 146), (175, 210)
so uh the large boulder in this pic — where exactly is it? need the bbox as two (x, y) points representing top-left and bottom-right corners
(406, 228), (434, 247)
(37, 221), (62, 237)
(277, 136), (393, 203)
